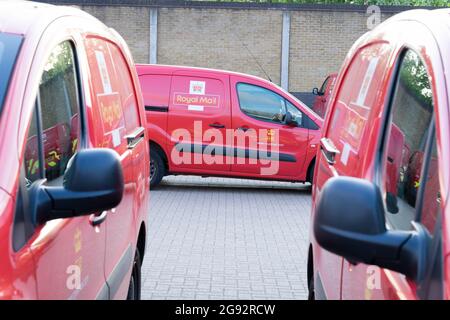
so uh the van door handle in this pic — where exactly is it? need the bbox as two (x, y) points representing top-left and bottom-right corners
(90, 211), (108, 226)
(209, 123), (225, 129)
(125, 127), (145, 149)
(320, 137), (340, 165)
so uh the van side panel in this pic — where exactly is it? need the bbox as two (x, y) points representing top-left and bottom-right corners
(139, 74), (171, 152)
(312, 42), (393, 300)
(166, 73), (231, 173)
(229, 75), (312, 180)
(85, 36), (137, 300)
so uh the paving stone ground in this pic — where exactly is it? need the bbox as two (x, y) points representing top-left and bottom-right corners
(141, 176), (312, 300)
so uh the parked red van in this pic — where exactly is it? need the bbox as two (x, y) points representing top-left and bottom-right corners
(137, 64), (322, 187)
(309, 9), (450, 300)
(311, 73), (337, 118)
(0, 2), (149, 299)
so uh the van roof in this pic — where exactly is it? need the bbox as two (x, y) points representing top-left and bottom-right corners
(0, 0), (104, 36)
(136, 63), (279, 88)
(388, 8), (450, 24)
(378, 8), (450, 44)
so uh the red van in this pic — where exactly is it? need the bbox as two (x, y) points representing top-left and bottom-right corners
(311, 73), (337, 118)
(309, 9), (450, 300)
(137, 64), (322, 187)
(0, 2), (149, 299)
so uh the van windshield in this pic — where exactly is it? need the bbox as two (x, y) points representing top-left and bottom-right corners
(0, 32), (23, 114)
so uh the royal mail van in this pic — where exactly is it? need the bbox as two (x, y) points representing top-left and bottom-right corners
(308, 9), (450, 300)
(0, 1), (149, 299)
(137, 64), (322, 187)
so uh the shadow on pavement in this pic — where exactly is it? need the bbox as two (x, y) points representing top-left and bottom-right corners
(154, 178), (312, 194)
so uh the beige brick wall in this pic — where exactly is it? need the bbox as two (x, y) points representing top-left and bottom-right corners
(81, 5), (150, 64)
(289, 10), (394, 92)
(65, 4), (403, 92)
(157, 8), (282, 84)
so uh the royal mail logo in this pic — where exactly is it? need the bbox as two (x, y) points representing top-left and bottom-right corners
(189, 81), (205, 95)
(192, 84), (202, 93)
(97, 92), (125, 134)
(173, 93), (220, 108)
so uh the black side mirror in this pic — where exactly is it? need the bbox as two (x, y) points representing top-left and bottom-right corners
(313, 176), (429, 282)
(312, 87), (320, 95)
(284, 111), (298, 127)
(31, 148), (124, 225)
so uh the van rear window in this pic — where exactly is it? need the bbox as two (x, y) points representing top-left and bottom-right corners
(0, 33), (23, 114)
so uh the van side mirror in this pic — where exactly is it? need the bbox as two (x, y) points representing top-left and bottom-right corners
(31, 148), (124, 225)
(312, 88), (320, 95)
(313, 176), (428, 282)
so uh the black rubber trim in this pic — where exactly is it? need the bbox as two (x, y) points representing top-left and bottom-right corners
(145, 105), (168, 112)
(175, 142), (297, 163)
(106, 244), (133, 299)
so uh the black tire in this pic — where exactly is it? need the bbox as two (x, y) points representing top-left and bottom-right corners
(127, 249), (141, 300)
(150, 149), (165, 188)
(308, 275), (315, 300)
(306, 160), (315, 189)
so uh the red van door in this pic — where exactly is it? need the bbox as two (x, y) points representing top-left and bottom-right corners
(314, 42), (392, 300)
(341, 45), (443, 300)
(167, 73), (231, 173)
(230, 76), (310, 179)
(107, 41), (147, 298)
(28, 40), (107, 299)
(85, 37), (138, 299)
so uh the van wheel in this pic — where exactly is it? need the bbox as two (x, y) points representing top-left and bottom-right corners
(150, 149), (165, 188)
(127, 250), (141, 300)
(308, 275), (315, 300)
(307, 160), (315, 186)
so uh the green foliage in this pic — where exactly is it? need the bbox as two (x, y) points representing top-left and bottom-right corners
(41, 41), (74, 84)
(205, 0), (449, 7)
(399, 50), (433, 109)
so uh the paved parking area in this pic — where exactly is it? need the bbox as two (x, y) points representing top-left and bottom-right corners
(141, 176), (312, 300)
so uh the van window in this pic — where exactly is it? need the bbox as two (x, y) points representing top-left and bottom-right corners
(0, 33), (23, 114)
(24, 105), (42, 184)
(14, 41), (82, 249)
(419, 134), (440, 234)
(14, 107), (40, 251)
(38, 41), (81, 183)
(286, 100), (303, 127)
(237, 83), (287, 124)
(382, 49), (435, 231)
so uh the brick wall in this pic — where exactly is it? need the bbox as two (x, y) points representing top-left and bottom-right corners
(289, 10), (393, 92)
(157, 8), (282, 85)
(42, 1), (422, 93)
(80, 5), (150, 63)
